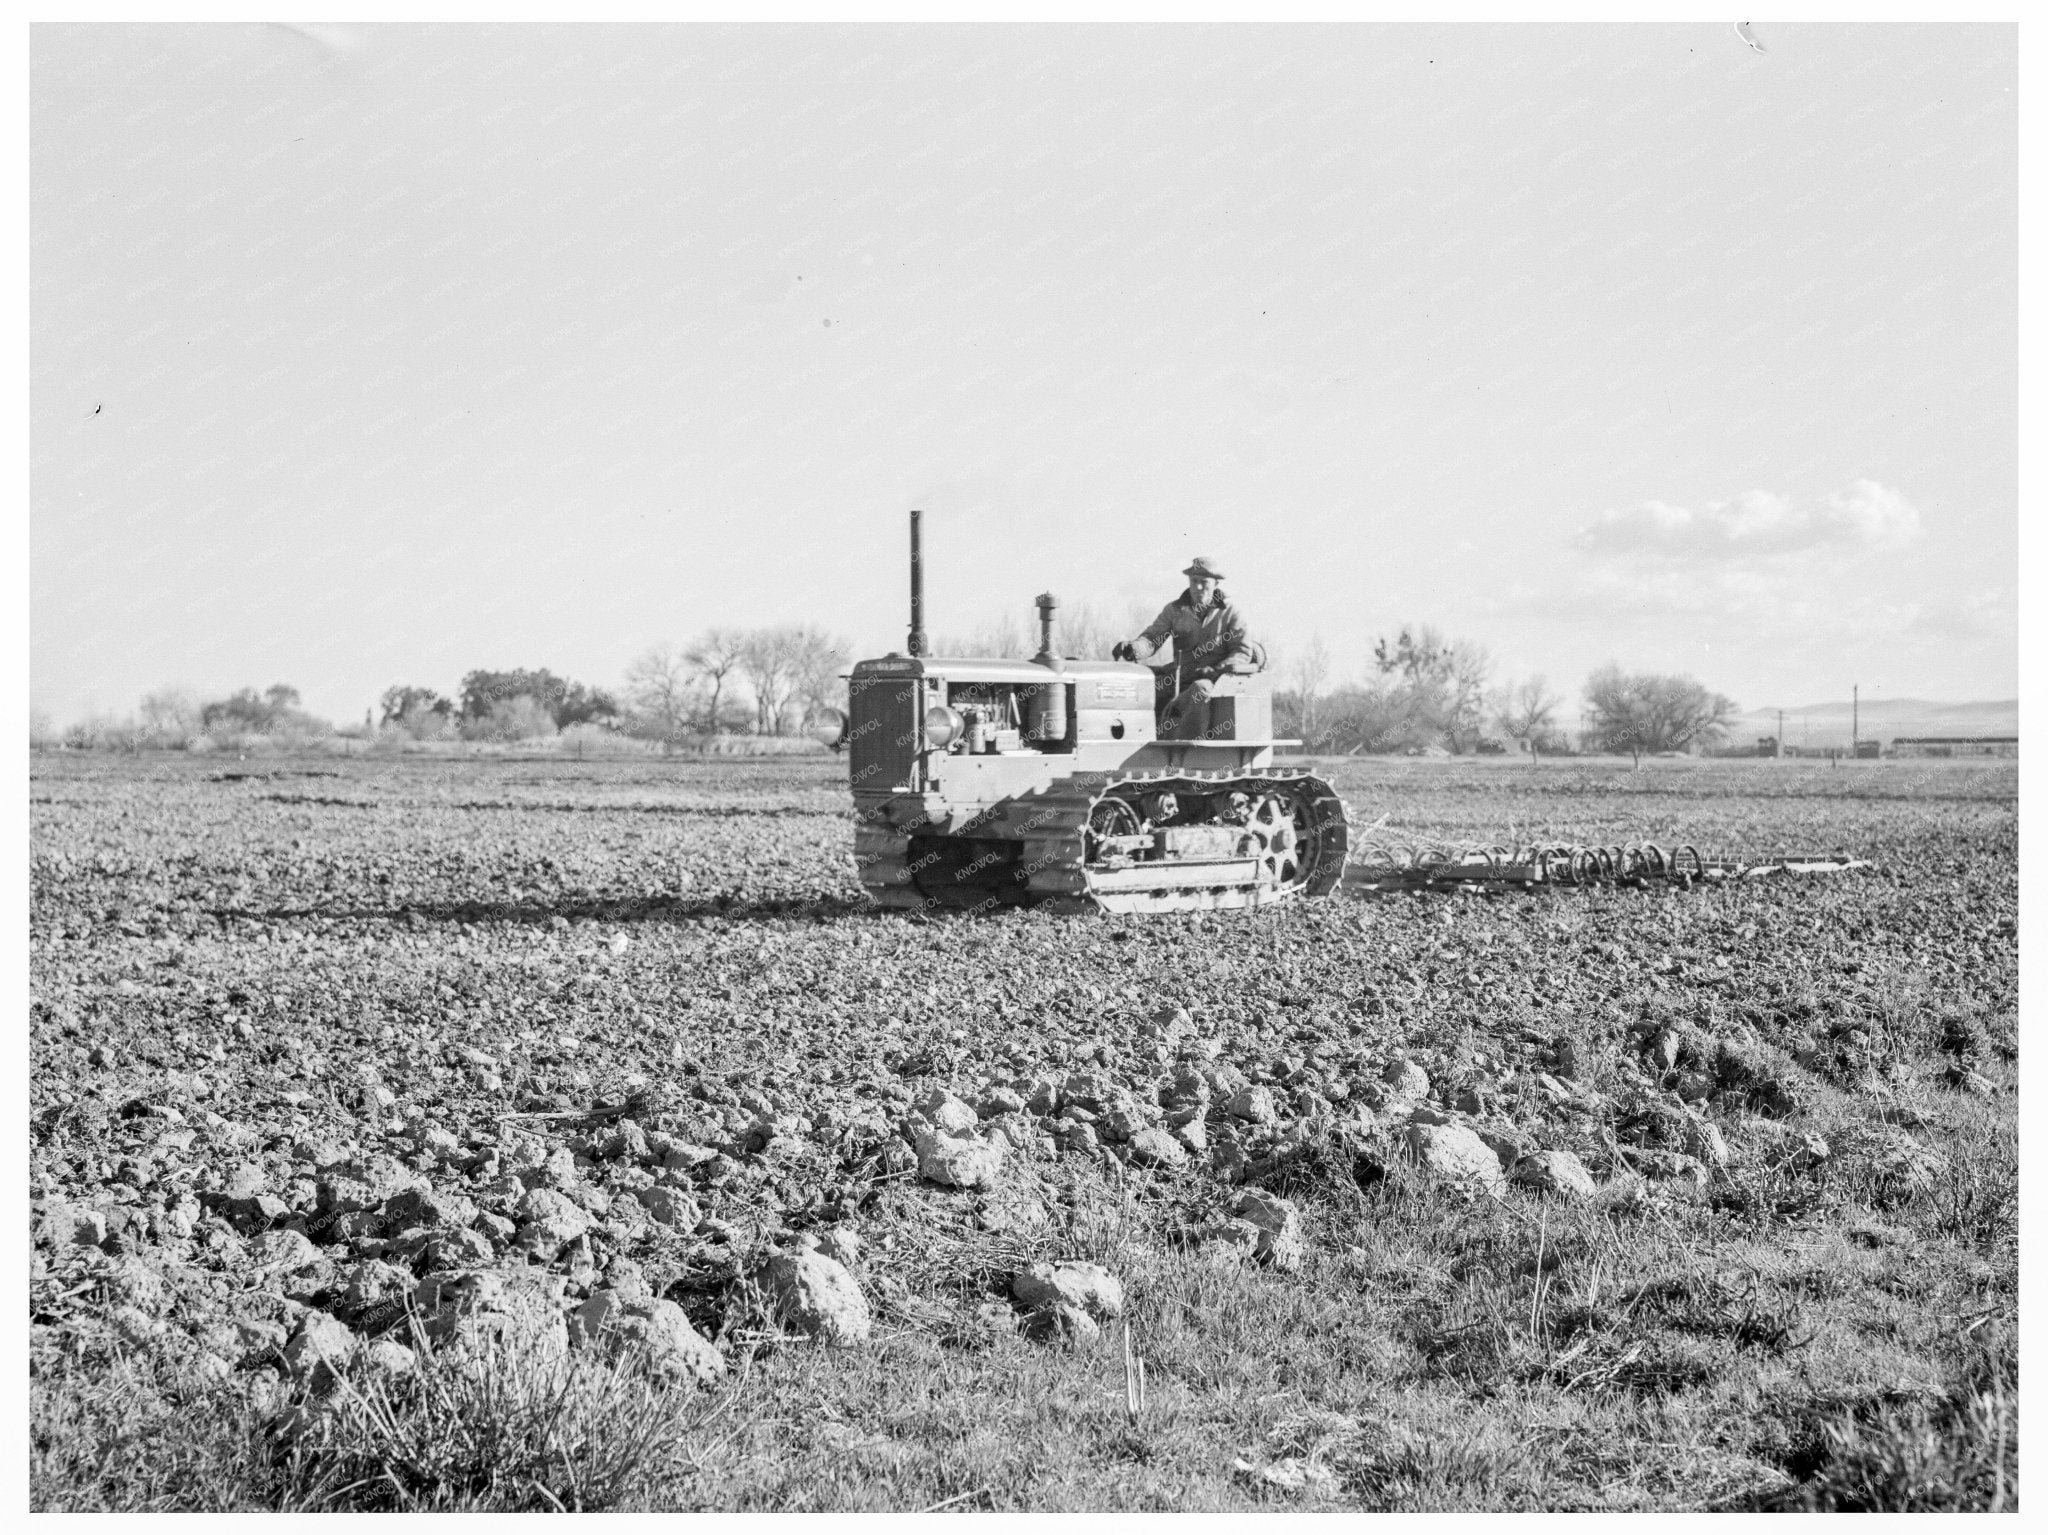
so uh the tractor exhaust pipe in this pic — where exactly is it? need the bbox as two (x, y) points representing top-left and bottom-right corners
(1033, 592), (1058, 663)
(907, 509), (927, 657)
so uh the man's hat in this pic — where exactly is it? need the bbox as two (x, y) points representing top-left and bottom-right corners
(1183, 556), (1225, 581)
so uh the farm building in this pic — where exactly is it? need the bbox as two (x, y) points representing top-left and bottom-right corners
(1708, 737), (1782, 759)
(1888, 736), (2018, 759)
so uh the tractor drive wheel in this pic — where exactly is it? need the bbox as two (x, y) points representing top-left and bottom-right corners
(1248, 790), (1313, 888)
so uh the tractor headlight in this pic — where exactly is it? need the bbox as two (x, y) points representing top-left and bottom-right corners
(923, 704), (965, 749)
(809, 707), (848, 748)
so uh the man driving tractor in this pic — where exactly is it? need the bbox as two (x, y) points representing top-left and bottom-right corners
(1112, 556), (1264, 739)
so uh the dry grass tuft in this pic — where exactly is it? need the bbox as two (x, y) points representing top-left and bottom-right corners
(32, 1349), (276, 1511)
(274, 1328), (706, 1511)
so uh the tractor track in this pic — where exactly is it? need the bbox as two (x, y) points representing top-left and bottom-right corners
(854, 769), (1349, 916)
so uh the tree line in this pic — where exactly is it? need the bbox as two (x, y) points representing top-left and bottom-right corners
(42, 683), (336, 750)
(36, 625), (854, 751)
(1273, 623), (1738, 762)
(36, 614), (1737, 761)
(376, 626), (851, 745)
(376, 669), (622, 742)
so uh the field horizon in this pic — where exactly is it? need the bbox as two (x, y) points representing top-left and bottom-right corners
(1729, 698), (2017, 748)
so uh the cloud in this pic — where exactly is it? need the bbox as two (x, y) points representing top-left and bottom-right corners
(1902, 591), (2017, 645)
(1564, 561), (1816, 626)
(1576, 480), (1921, 561)
(1552, 557), (2014, 659)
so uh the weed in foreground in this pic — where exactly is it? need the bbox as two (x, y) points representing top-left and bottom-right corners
(1757, 1378), (2017, 1511)
(275, 1330), (709, 1511)
(1918, 1112), (2019, 1261)
(32, 1352), (276, 1511)
(34, 1326), (721, 1514)
(1743, 1306), (2018, 1513)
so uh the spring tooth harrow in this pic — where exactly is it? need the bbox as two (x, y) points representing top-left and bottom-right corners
(1347, 838), (1869, 894)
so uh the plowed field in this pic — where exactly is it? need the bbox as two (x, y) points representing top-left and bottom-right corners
(29, 751), (2018, 1511)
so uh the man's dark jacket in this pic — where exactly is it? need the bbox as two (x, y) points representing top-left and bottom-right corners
(1129, 589), (1259, 681)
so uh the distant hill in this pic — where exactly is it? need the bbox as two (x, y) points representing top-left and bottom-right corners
(1729, 698), (2017, 749)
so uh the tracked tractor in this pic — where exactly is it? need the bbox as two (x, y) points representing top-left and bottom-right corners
(814, 511), (1350, 914)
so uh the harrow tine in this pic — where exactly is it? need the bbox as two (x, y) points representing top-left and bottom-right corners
(1346, 834), (1869, 896)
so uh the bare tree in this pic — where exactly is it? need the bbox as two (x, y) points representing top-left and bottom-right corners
(1289, 632), (1331, 748)
(933, 607), (1032, 659)
(683, 628), (749, 735)
(940, 597), (1159, 662)
(624, 643), (699, 744)
(1583, 664), (1738, 768)
(740, 627), (804, 735)
(1492, 673), (1563, 758)
(785, 627), (851, 726)
(378, 685), (452, 727)
(1446, 639), (1492, 753)
(459, 696), (558, 742)
(378, 684), (455, 740)
(1056, 598), (1129, 661)
(138, 686), (203, 742)
(1094, 596), (1175, 662)
(1314, 680), (1410, 755)
(1373, 624), (1493, 752)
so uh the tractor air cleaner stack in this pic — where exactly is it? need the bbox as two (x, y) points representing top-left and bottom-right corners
(1030, 591), (1067, 743)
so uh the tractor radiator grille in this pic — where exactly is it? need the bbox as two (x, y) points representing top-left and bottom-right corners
(849, 676), (920, 792)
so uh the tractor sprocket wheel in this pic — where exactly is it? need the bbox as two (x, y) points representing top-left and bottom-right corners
(1248, 790), (1311, 887)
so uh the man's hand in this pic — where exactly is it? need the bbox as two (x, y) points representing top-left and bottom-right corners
(1110, 641), (1136, 663)
(1186, 678), (1215, 701)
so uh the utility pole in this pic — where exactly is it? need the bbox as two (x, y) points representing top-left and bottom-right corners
(1852, 684), (1859, 757)
(1776, 708), (1784, 759)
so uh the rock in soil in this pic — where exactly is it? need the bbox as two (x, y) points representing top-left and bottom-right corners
(762, 1249), (873, 1347)
(1199, 1216), (1264, 1263)
(1381, 1059), (1431, 1102)
(635, 1185), (700, 1228)
(912, 1088), (980, 1136)
(1225, 1086), (1280, 1124)
(251, 1228), (324, 1271)
(514, 1186), (593, 1259)
(1127, 1125), (1189, 1168)
(282, 1310), (357, 1391)
(1228, 1188), (1306, 1270)
(977, 1087), (1027, 1120)
(1011, 1261), (1124, 1322)
(1403, 1122), (1507, 1196)
(573, 1289), (725, 1386)
(913, 1126), (1007, 1189)
(1476, 1125), (1529, 1167)
(1510, 1149), (1597, 1199)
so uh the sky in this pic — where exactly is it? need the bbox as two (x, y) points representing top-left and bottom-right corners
(31, 22), (2016, 727)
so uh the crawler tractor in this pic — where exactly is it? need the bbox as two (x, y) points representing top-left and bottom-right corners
(815, 511), (1350, 914)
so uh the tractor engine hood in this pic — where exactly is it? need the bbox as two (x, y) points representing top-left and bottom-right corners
(850, 654), (1152, 687)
